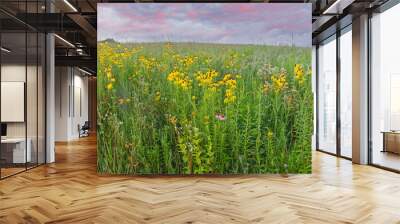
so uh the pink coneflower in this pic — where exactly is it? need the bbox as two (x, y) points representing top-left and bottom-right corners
(215, 113), (226, 121)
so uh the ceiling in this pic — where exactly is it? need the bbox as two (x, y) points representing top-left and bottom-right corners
(311, 0), (390, 43)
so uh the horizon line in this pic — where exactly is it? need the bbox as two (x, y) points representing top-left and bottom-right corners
(98, 39), (311, 48)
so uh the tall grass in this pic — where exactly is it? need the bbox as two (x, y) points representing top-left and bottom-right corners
(97, 42), (313, 174)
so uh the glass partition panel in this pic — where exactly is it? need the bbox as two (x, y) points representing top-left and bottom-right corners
(27, 31), (38, 169)
(318, 36), (337, 154)
(1, 31), (27, 177)
(340, 28), (352, 158)
(0, 1), (46, 179)
(371, 4), (400, 171)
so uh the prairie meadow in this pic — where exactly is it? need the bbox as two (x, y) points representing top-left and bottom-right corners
(97, 42), (313, 174)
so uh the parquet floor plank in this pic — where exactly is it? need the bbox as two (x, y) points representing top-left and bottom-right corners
(0, 135), (399, 223)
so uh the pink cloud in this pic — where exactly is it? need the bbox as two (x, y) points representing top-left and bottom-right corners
(98, 3), (311, 47)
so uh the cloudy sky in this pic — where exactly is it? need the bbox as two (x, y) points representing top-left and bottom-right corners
(98, 3), (311, 47)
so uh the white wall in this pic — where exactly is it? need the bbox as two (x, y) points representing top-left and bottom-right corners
(55, 67), (89, 141)
(1, 64), (25, 81)
(72, 73), (89, 138)
(55, 66), (70, 141)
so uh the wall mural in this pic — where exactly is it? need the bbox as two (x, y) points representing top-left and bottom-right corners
(97, 3), (313, 174)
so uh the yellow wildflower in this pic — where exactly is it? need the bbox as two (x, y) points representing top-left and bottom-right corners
(196, 70), (219, 87)
(294, 64), (304, 83)
(106, 83), (113, 90)
(222, 74), (232, 82)
(271, 73), (287, 92)
(139, 55), (156, 69)
(182, 56), (194, 67)
(105, 67), (112, 79)
(267, 130), (273, 139)
(225, 79), (237, 89)
(167, 71), (180, 82)
(224, 88), (237, 104)
(177, 77), (192, 90)
(167, 71), (192, 90)
(155, 91), (161, 102)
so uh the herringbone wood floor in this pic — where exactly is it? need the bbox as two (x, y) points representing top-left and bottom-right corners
(1, 135), (400, 224)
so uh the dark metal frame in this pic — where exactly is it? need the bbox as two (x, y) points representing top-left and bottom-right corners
(367, 10), (373, 166)
(315, 44), (319, 151)
(0, 19), (2, 179)
(0, 0), (48, 180)
(336, 22), (341, 158)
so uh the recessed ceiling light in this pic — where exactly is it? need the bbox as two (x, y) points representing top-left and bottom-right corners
(1, 47), (11, 53)
(78, 67), (92, 76)
(63, 0), (78, 12)
(322, 0), (341, 14)
(54, 34), (75, 48)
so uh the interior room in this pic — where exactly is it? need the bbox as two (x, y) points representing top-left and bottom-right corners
(0, 0), (400, 223)
(370, 2), (400, 171)
(0, 7), (46, 178)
